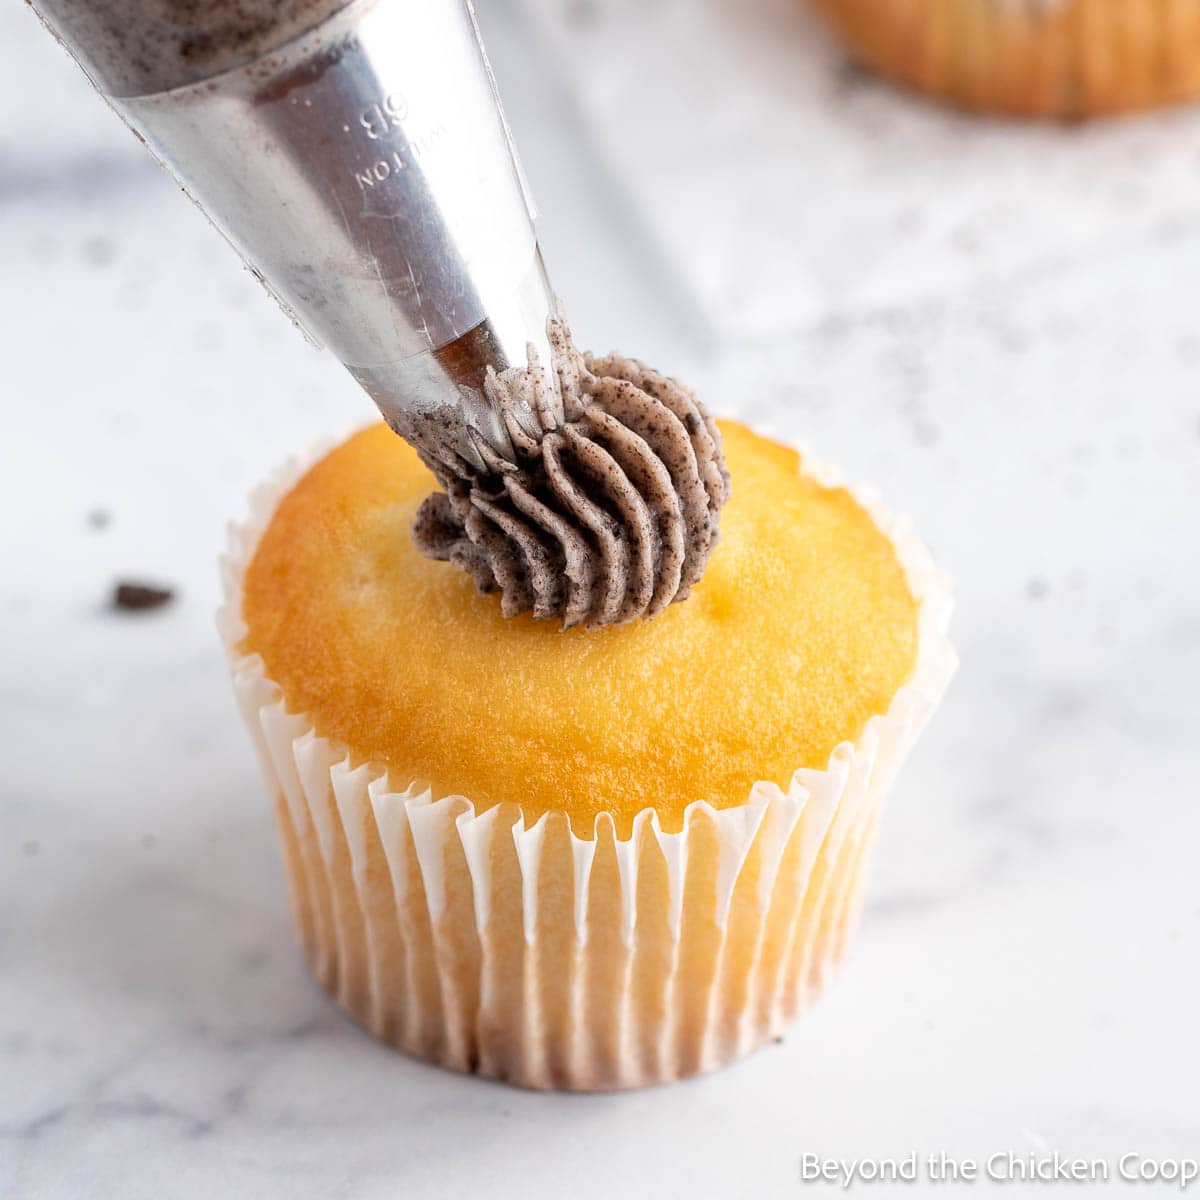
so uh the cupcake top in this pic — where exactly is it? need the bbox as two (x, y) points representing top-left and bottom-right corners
(241, 420), (919, 833)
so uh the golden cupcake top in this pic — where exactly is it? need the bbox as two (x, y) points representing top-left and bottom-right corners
(240, 420), (919, 833)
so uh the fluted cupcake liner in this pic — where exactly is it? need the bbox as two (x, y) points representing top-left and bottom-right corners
(217, 436), (956, 1090)
(812, 0), (1200, 118)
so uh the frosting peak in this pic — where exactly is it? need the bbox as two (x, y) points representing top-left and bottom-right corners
(412, 321), (730, 629)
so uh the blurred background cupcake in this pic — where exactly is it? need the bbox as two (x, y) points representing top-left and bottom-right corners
(810, 0), (1200, 117)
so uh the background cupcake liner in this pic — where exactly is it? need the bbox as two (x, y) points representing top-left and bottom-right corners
(812, 0), (1200, 118)
(217, 438), (957, 1090)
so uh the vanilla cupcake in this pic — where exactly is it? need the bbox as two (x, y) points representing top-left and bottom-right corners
(812, 0), (1200, 118)
(219, 406), (953, 1090)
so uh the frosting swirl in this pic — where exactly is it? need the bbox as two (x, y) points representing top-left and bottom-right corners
(412, 321), (730, 629)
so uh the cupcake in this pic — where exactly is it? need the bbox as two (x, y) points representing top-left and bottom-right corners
(218, 343), (954, 1090)
(811, 0), (1200, 118)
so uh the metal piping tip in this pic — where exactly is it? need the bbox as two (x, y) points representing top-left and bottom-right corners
(350, 250), (558, 472)
(31, 0), (558, 470)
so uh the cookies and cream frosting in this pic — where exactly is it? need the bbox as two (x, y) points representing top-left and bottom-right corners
(412, 321), (730, 629)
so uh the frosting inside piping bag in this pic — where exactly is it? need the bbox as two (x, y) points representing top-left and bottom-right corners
(412, 320), (730, 629)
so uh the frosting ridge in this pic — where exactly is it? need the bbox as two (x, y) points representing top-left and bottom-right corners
(412, 321), (729, 629)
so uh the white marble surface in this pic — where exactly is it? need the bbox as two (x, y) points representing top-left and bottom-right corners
(3, 1), (1200, 1197)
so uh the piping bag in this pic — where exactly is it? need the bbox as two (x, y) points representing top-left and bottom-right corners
(29, 0), (558, 473)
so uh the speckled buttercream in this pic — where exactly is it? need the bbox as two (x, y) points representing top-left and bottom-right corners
(29, 0), (353, 96)
(412, 321), (730, 629)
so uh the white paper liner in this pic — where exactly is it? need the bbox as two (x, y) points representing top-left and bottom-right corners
(217, 434), (957, 1090)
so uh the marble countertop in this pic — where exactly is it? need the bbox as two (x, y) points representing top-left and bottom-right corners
(3, 1), (1199, 1196)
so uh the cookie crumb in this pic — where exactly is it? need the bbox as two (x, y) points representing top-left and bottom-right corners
(113, 581), (175, 611)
